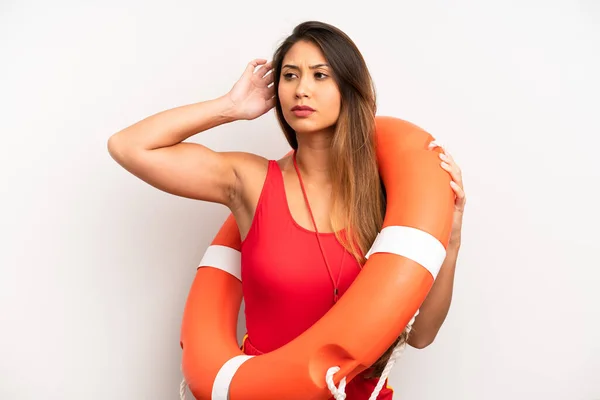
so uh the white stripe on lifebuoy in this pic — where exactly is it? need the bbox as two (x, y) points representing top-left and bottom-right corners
(198, 245), (242, 281)
(365, 226), (446, 279)
(212, 355), (254, 400)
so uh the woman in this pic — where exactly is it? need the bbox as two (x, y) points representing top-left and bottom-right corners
(108, 21), (465, 399)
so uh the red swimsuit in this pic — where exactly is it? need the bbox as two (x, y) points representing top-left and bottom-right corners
(240, 160), (394, 399)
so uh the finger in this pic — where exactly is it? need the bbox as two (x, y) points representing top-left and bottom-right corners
(439, 151), (455, 167)
(264, 84), (275, 99)
(440, 160), (463, 187)
(450, 180), (466, 202)
(439, 153), (462, 181)
(264, 70), (275, 86)
(427, 140), (444, 151)
(255, 61), (273, 77)
(245, 59), (268, 74)
(444, 150), (456, 164)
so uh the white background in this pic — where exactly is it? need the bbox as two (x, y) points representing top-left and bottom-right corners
(1, 1), (599, 399)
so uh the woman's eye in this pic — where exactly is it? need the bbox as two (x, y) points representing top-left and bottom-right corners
(315, 72), (328, 79)
(283, 73), (297, 79)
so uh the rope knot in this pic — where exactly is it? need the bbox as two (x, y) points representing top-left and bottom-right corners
(326, 366), (347, 400)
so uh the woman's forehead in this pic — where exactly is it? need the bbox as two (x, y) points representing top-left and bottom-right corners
(282, 41), (327, 66)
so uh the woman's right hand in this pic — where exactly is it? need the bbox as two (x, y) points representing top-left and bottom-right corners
(226, 59), (276, 120)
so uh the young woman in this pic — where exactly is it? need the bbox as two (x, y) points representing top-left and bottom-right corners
(108, 21), (466, 399)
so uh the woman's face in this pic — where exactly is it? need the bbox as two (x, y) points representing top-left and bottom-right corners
(278, 40), (341, 135)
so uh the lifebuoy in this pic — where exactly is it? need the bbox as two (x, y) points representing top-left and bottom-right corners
(179, 116), (454, 400)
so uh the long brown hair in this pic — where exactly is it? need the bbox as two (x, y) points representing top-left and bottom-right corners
(272, 21), (384, 264)
(272, 21), (408, 378)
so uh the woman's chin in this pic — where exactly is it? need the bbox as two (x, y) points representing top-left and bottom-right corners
(289, 121), (335, 136)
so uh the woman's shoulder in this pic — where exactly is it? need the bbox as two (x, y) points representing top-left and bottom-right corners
(229, 151), (290, 194)
(228, 151), (270, 183)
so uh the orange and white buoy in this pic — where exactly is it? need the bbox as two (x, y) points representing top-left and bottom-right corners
(180, 116), (454, 400)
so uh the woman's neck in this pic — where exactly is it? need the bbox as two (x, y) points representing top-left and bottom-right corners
(294, 130), (333, 184)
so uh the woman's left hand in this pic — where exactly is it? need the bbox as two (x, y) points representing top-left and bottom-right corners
(439, 150), (466, 248)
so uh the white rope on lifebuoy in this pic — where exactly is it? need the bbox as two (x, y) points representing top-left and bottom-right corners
(326, 366), (348, 400)
(180, 378), (187, 400)
(180, 364), (187, 400)
(325, 311), (419, 400)
(367, 312), (418, 400)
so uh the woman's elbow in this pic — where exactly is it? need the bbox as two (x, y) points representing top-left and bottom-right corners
(408, 335), (435, 349)
(107, 133), (126, 161)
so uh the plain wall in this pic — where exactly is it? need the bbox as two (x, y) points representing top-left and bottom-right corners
(1, 1), (599, 399)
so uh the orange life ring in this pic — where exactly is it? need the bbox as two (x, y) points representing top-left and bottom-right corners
(180, 116), (454, 400)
